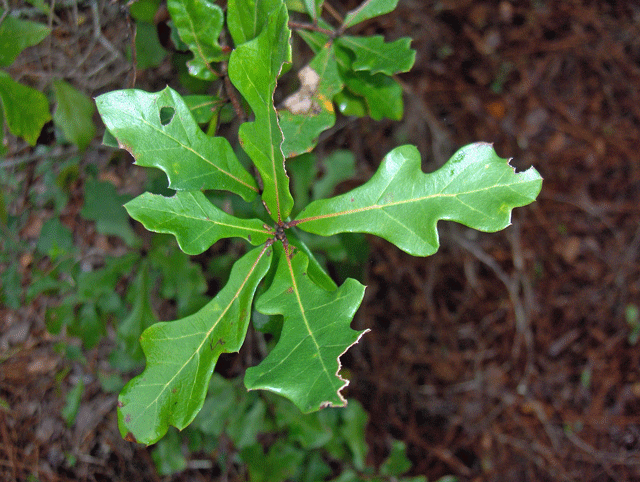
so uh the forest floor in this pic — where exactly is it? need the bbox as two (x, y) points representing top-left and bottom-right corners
(2, 1), (640, 481)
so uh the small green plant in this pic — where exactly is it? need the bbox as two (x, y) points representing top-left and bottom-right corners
(151, 373), (437, 481)
(0, 8), (51, 149)
(96, 0), (542, 445)
(0, 8), (96, 152)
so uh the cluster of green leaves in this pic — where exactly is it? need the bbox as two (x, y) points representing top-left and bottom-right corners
(0, 157), (208, 375)
(152, 373), (443, 482)
(96, 0), (542, 447)
(0, 8), (96, 152)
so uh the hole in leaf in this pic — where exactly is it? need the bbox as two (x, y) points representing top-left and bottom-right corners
(159, 106), (175, 126)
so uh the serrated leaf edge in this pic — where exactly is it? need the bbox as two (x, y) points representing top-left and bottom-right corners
(281, 250), (370, 408)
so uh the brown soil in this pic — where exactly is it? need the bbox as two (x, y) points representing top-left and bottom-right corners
(2, 1), (640, 481)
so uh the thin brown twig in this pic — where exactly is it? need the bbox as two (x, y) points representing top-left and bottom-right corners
(223, 64), (245, 121)
(0, 0), (9, 27)
(323, 1), (343, 24)
(288, 20), (334, 36)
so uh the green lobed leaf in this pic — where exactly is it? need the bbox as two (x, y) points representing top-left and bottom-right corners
(332, 42), (403, 121)
(0, 9), (50, 67)
(95, 87), (259, 200)
(124, 190), (272, 255)
(0, 71), (51, 145)
(227, 0), (282, 46)
(287, 230), (337, 291)
(295, 143), (543, 256)
(52, 79), (96, 151)
(167, 0), (225, 80)
(117, 245), (272, 445)
(279, 43), (343, 158)
(342, 0), (399, 29)
(245, 244), (367, 412)
(337, 35), (415, 75)
(228, 0), (294, 221)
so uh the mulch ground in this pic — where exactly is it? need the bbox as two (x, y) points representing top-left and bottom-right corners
(2, 1), (640, 481)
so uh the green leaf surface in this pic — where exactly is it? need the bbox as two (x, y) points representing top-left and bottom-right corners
(308, 0), (324, 18)
(228, 1), (294, 220)
(95, 87), (259, 200)
(380, 440), (412, 476)
(342, 0), (399, 29)
(36, 217), (74, 260)
(242, 440), (305, 482)
(117, 245), (272, 445)
(125, 191), (271, 254)
(193, 373), (268, 448)
(183, 94), (224, 124)
(227, 0), (282, 46)
(73, 303), (105, 348)
(340, 399), (368, 470)
(296, 24), (330, 53)
(338, 35), (415, 75)
(115, 262), (158, 368)
(81, 178), (137, 247)
(287, 230), (337, 291)
(287, 153), (316, 210)
(1, 262), (22, 309)
(295, 143), (543, 256)
(333, 89), (367, 117)
(245, 244), (366, 412)
(128, 0), (160, 23)
(133, 21), (166, 70)
(149, 236), (208, 317)
(151, 429), (187, 475)
(62, 378), (84, 426)
(313, 150), (355, 201)
(279, 43), (343, 158)
(342, 68), (403, 121)
(0, 9), (50, 67)
(52, 80), (96, 150)
(0, 71), (51, 145)
(167, 0), (225, 80)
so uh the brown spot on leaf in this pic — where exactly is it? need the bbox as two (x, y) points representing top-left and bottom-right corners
(117, 400), (124, 408)
(124, 432), (137, 443)
(125, 414), (131, 423)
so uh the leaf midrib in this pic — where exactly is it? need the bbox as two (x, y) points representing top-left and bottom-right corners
(141, 246), (269, 413)
(125, 111), (258, 193)
(296, 176), (535, 224)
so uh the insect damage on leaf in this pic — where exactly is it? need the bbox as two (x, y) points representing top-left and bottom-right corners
(282, 65), (322, 115)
